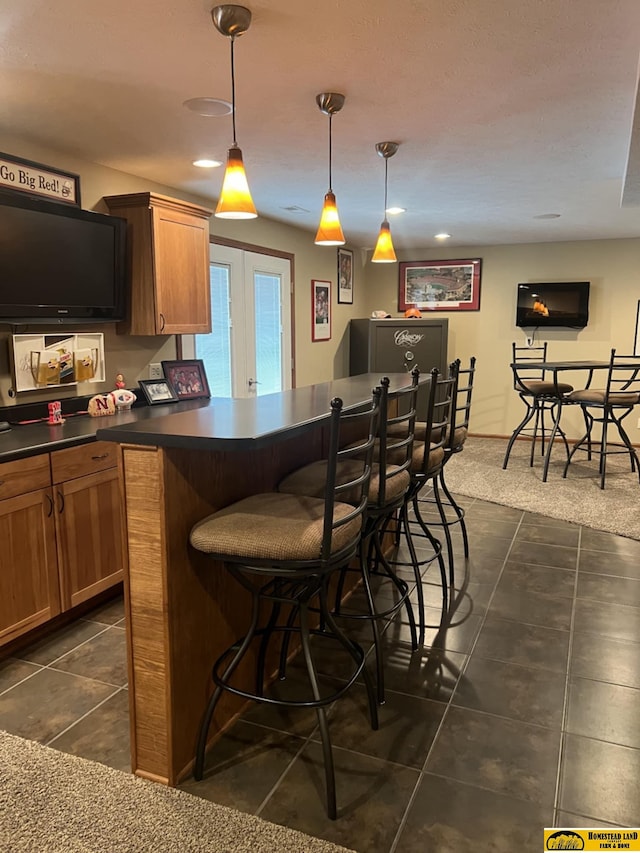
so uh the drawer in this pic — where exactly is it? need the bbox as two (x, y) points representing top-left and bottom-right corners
(0, 454), (52, 501)
(51, 441), (118, 484)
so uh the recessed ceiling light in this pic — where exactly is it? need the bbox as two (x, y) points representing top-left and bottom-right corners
(386, 207), (405, 215)
(434, 232), (451, 240)
(183, 97), (232, 117)
(533, 213), (561, 219)
(193, 158), (223, 168)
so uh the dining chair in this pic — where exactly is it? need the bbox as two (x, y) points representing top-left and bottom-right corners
(563, 348), (640, 489)
(502, 341), (574, 473)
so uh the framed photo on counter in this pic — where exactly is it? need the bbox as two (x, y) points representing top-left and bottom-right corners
(162, 359), (211, 400)
(138, 378), (179, 405)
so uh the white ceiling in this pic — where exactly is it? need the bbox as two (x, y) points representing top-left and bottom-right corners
(2, 0), (640, 250)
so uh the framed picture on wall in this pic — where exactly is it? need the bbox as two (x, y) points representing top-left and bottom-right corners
(337, 247), (354, 304)
(312, 279), (331, 341)
(398, 258), (482, 311)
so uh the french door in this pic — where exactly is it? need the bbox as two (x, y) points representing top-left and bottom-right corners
(182, 243), (293, 398)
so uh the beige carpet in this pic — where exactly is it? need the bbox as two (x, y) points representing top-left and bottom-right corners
(444, 437), (640, 540)
(0, 730), (354, 853)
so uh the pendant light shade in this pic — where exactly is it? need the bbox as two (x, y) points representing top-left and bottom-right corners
(372, 219), (397, 262)
(216, 145), (257, 218)
(315, 93), (346, 246)
(212, 5), (257, 219)
(371, 141), (399, 263)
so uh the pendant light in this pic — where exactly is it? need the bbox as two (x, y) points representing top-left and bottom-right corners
(314, 92), (346, 246)
(371, 141), (399, 263)
(211, 5), (257, 219)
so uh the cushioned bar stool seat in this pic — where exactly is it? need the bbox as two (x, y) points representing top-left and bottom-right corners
(189, 394), (380, 820)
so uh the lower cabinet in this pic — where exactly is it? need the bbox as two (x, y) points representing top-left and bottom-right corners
(0, 441), (124, 648)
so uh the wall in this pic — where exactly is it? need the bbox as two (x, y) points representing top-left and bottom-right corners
(363, 239), (640, 439)
(0, 134), (368, 405)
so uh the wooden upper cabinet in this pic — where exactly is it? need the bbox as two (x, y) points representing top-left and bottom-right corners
(104, 192), (213, 336)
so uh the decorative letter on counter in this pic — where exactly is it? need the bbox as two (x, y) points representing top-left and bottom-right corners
(88, 394), (116, 417)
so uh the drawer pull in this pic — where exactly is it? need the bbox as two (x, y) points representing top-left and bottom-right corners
(45, 493), (53, 518)
(91, 453), (109, 461)
(57, 490), (65, 514)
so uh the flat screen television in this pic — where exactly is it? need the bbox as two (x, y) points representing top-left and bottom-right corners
(515, 281), (590, 329)
(0, 191), (127, 323)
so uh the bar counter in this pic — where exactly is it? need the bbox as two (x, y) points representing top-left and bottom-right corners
(96, 373), (418, 786)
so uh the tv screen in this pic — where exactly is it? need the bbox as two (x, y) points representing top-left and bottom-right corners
(0, 191), (127, 323)
(515, 282), (590, 329)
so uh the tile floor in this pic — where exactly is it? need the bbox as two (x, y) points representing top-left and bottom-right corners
(1, 496), (639, 852)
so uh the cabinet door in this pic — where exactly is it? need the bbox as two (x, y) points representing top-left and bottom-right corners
(0, 489), (60, 644)
(153, 206), (211, 334)
(54, 468), (124, 610)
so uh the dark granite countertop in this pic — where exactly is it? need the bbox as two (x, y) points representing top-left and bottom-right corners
(95, 373), (419, 453)
(0, 398), (209, 463)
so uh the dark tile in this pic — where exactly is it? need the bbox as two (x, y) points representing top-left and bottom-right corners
(488, 585), (573, 631)
(0, 667), (116, 743)
(500, 561), (576, 598)
(0, 658), (41, 693)
(14, 620), (108, 666)
(565, 677), (640, 748)
(523, 512), (578, 530)
(465, 535), (514, 561)
(51, 626), (128, 687)
(180, 720), (305, 813)
(554, 811), (622, 828)
(396, 774), (551, 853)
(578, 548), (640, 580)
(453, 556), (505, 585)
(387, 603), (482, 657)
(570, 633), (640, 689)
(473, 615), (570, 673)
(574, 599), (640, 644)
(242, 667), (330, 737)
(508, 540), (577, 571)
(49, 689), (131, 771)
(323, 683), (446, 768)
(377, 633), (467, 702)
(580, 528), (640, 559)
(465, 502), (524, 522)
(452, 657), (566, 728)
(463, 517), (520, 540)
(576, 572), (640, 607)
(259, 741), (419, 851)
(82, 595), (125, 625)
(517, 523), (580, 548)
(559, 734), (640, 825)
(425, 706), (561, 805)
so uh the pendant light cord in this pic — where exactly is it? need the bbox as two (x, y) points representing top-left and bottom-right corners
(230, 36), (238, 146)
(383, 157), (388, 216)
(328, 113), (333, 192)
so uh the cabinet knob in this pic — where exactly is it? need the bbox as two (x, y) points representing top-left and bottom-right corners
(159, 313), (166, 332)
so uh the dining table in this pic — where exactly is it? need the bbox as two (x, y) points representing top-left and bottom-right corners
(507, 359), (611, 482)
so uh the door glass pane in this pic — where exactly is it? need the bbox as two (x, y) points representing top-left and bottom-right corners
(254, 272), (282, 395)
(196, 265), (231, 397)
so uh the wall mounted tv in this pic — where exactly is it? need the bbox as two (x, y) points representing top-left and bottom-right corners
(0, 191), (127, 324)
(515, 282), (590, 329)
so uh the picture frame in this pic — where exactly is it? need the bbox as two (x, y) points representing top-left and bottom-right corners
(138, 378), (179, 406)
(0, 152), (81, 206)
(398, 258), (482, 312)
(161, 359), (211, 400)
(635, 300), (640, 356)
(312, 279), (332, 341)
(337, 247), (354, 304)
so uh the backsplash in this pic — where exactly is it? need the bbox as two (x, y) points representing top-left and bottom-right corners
(0, 325), (177, 407)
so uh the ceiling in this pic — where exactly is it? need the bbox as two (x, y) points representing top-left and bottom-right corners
(2, 0), (640, 250)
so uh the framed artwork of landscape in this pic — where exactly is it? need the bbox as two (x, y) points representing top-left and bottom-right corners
(398, 258), (482, 312)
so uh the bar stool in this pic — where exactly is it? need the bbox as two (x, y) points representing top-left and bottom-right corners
(188, 392), (381, 820)
(278, 373), (420, 704)
(410, 357), (477, 589)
